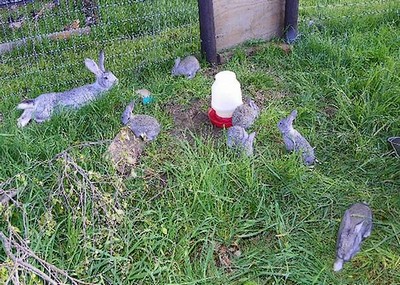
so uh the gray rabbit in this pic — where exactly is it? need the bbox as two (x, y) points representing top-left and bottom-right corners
(17, 51), (118, 127)
(334, 202), (373, 272)
(232, 99), (260, 129)
(171, 55), (200, 79)
(227, 126), (256, 156)
(121, 101), (160, 141)
(277, 110), (315, 166)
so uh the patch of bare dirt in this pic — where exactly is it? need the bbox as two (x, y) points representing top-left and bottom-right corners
(165, 98), (222, 140)
(262, 90), (291, 101)
(218, 46), (265, 64)
(271, 42), (293, 54)
(216, 42), (291, 65)
(164, 91), (287, 143)
(202, 64), (222, 78)
(323, 105), (338, 118)
(214, 242), (241, 272)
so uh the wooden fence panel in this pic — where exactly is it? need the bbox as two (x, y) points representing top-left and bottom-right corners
(213, 0), (285, 50)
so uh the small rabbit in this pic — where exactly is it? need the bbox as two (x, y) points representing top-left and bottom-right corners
(17, 51), (118, 127)
(227, 126), (256, 156)
(232, 99), (260, 129)
(277, 110), (315, 166)
(334, 203), (373, 272)
(121, 101), (160, 141)
(171, 55), (200, 79)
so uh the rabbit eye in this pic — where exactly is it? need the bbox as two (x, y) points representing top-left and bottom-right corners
(104, 76), (108, 80)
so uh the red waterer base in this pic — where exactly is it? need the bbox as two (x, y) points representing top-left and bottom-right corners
(208, 108), (233, 128)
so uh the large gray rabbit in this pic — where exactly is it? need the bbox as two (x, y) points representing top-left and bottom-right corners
(17, 50), (118, 127)
(277, 110), (315, 166)
(334, 203), (373, 272)
(227, 126), (256, 156)
(121, 101), (160, 141)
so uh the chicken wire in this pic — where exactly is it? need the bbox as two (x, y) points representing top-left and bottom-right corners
(1, 0), (399, 97)
(0, 0), (199, 95)
(299, 0), (399, 25)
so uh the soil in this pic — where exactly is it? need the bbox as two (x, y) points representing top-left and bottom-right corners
(323, 105), (338, 118)
(164, 89), (279, 142)
(202, 65), (223, 78)
(214, 242), (241, 272)
(165, 98), (222, 141)
(217, 46), (265, 64)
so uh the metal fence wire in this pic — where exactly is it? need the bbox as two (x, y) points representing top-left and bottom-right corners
(0, 0), (399, 97)
(299, 0), (399, 23)
(0, 0), (199, 96)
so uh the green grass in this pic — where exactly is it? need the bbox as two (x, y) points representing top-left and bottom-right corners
(1, 0), (400, 284)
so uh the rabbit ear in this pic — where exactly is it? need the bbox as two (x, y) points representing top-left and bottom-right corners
(287, 110), (297, 124)
(121, 101), (135, 125)
(98, 50), (105, 72)
(249, 100), (259, 112)
(85, 58), (102, 76)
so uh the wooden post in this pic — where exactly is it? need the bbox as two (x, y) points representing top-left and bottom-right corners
(284, 0), (299, 43)
(198, 0), (218, 64)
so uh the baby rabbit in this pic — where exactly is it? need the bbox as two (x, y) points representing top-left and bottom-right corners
(227, 126), (256, 156)
(17, 51), (118, 127)
(171, 55), (200, 79)
(334, 203), (373, 272)
(232, 98), (259, 129)
(277, 110), (315, 166)
(121, 100), (160, 141)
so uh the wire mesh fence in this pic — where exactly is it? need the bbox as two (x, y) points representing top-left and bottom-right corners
(0, 0), (199, 97)
(0, 0), (399, 99)
(299, 0), (399, 25)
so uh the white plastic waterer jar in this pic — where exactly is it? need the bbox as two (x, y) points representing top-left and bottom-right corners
(211, 71), (243, 118)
